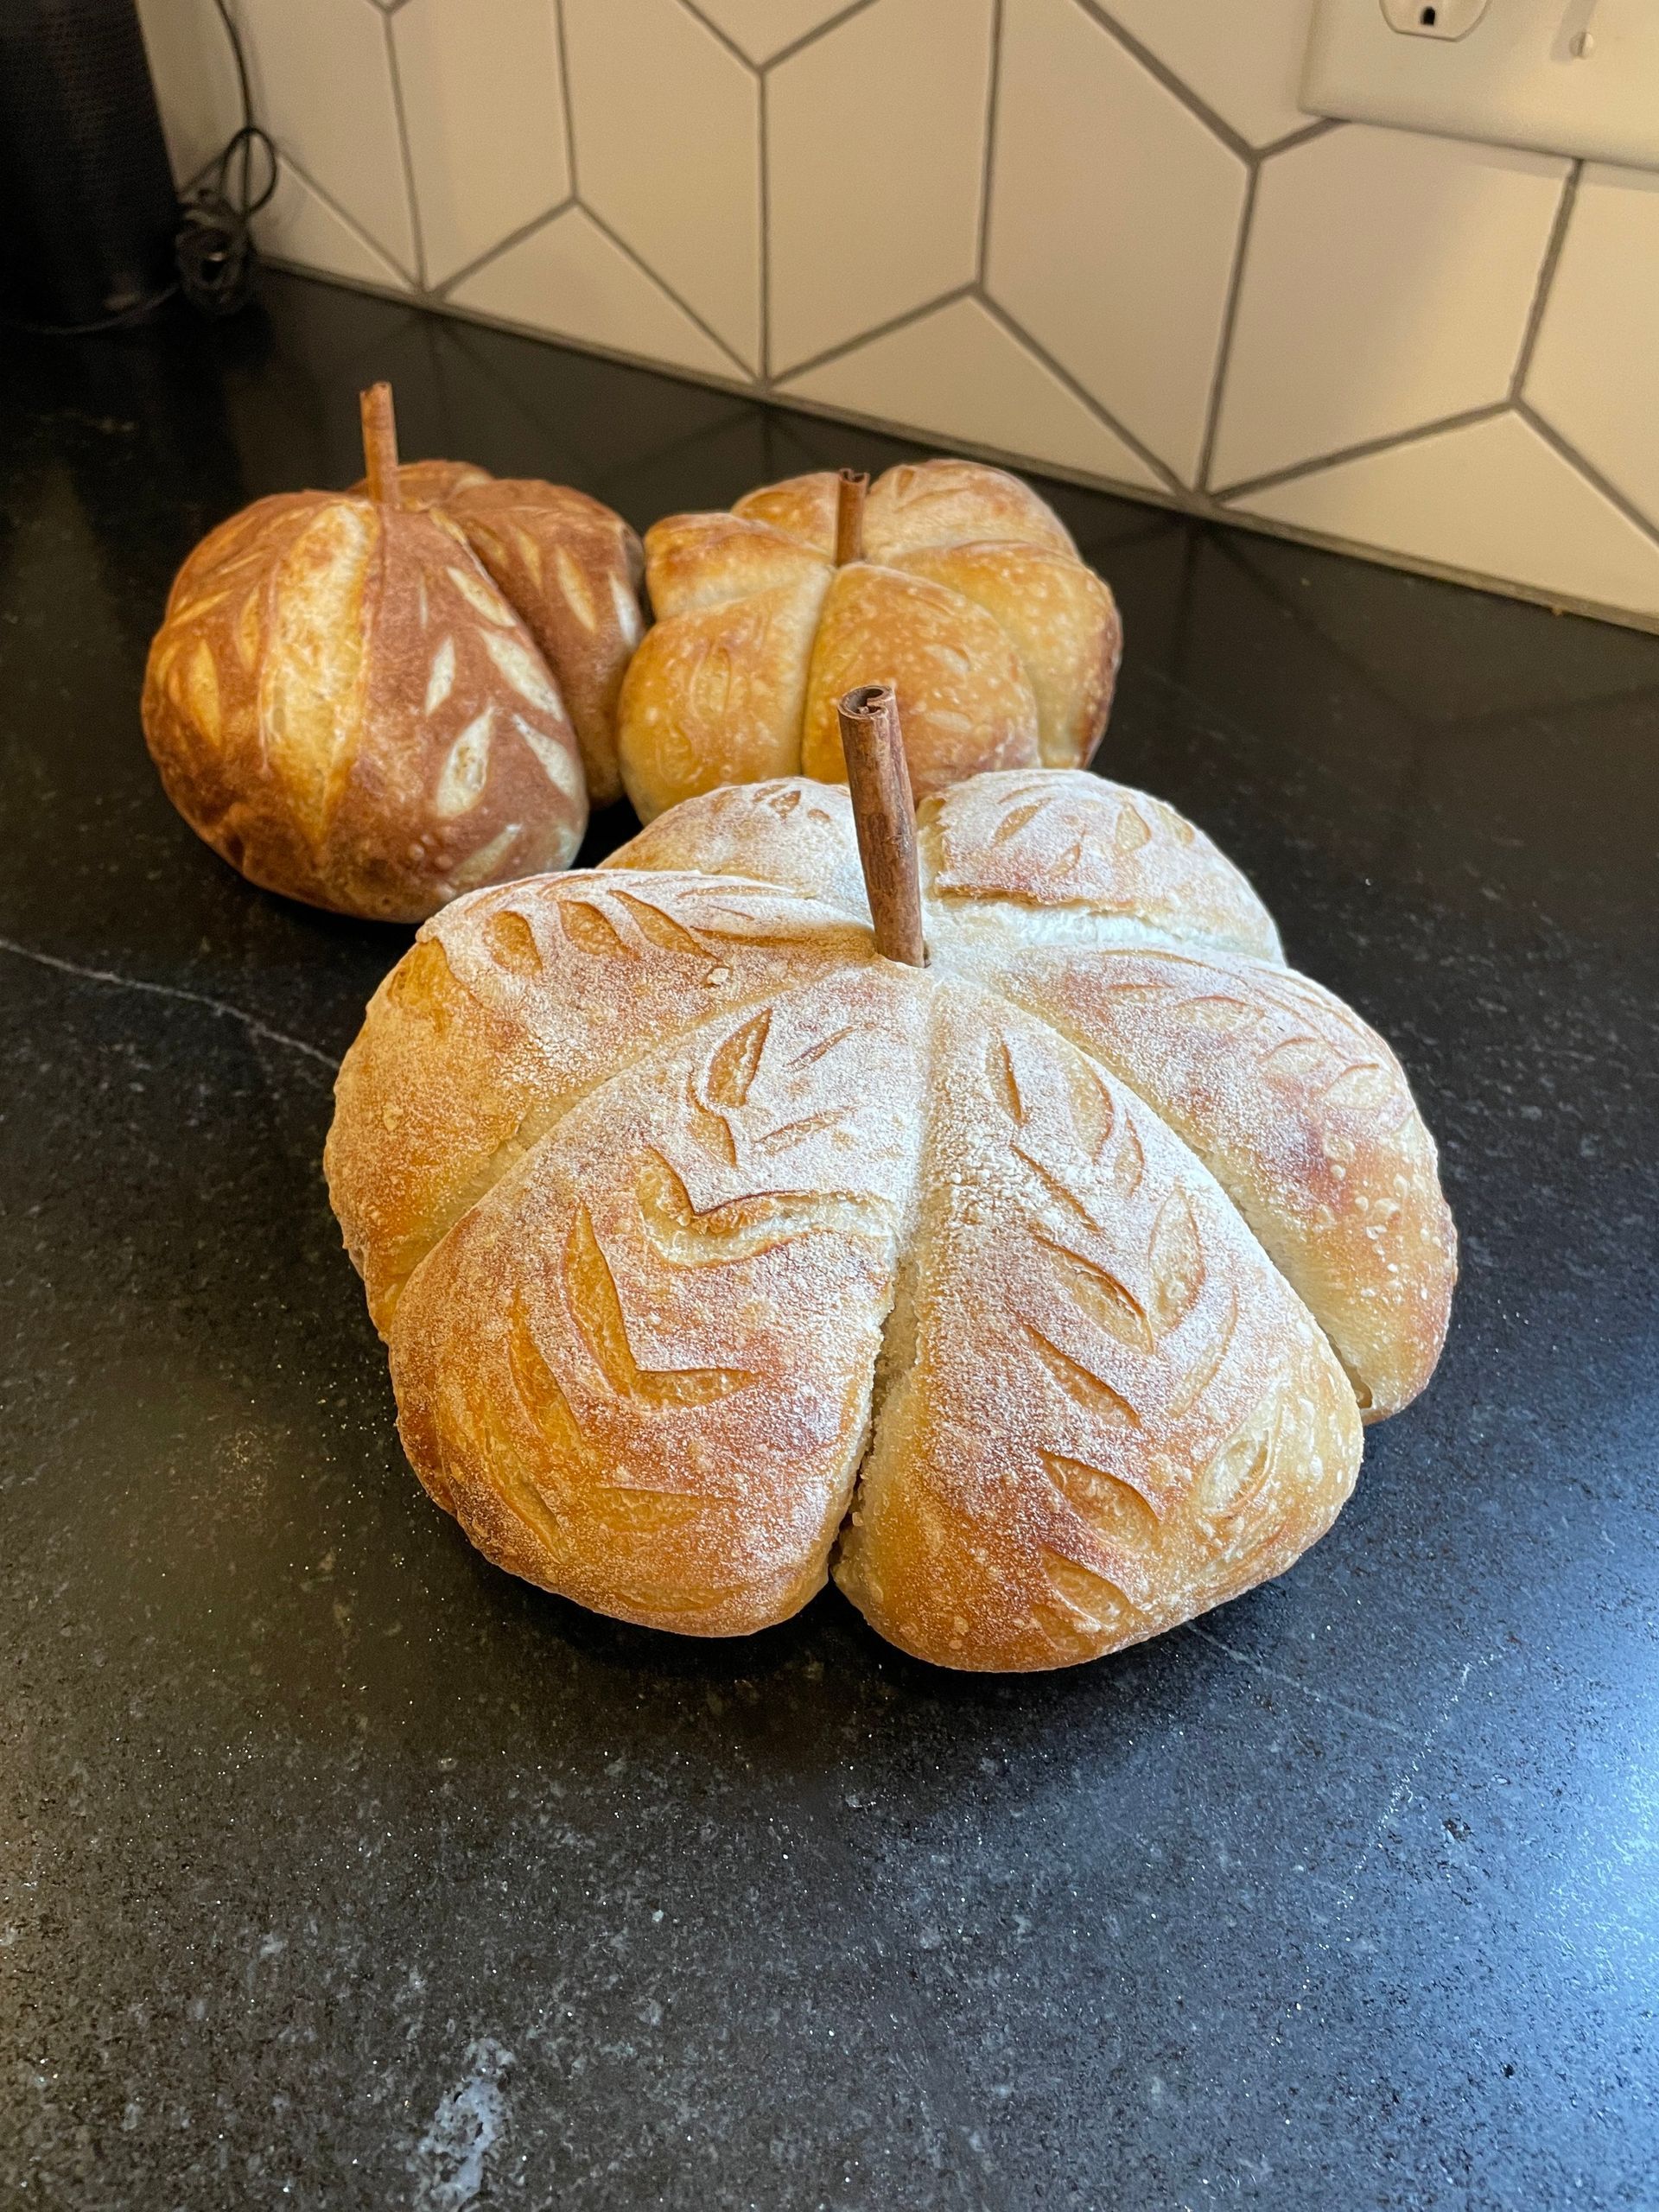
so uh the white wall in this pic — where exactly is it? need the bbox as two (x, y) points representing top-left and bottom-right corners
(140, 0), (1659, 630)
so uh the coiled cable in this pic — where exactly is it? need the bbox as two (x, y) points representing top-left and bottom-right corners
(174, 0), (276, 318)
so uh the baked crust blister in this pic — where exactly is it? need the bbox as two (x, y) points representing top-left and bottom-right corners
(617, 460), (1123, 823)
(327, 771), (1455, 1670)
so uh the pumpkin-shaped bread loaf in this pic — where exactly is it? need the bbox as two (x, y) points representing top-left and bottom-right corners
(326, 745), (1455, 1672)
(615, 459), (1122, 822)
(359, 458), (643, 808)
(142, 386), (644, 923)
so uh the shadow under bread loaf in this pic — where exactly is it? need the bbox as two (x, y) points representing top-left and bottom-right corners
(326, 735), (1454, 1672)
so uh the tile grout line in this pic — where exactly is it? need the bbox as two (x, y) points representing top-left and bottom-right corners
(1077, 0), (1255, 166)
(757, 67), (772, 385)
(675, 0), (758, 70)
(251, 0), (1658, 641)
(773, 283), (977, 388)
(1516, 399), (1659, 554)
(252, 258), (1659, 638)
(442, 308), (755, 480)
(763, 0), (882, 71)
(329, 264), (757, 401)
(1196, 495), (1659, 634)
(1194, 158), (1261, 495)
(1509, 160), (1580, 401)
(974, 289), (1186, 496)
(1213, 400), (1513, 506)
(755, 379), (1190, 516)
(554, 0), (581, 200)
(430, 198), (575, 304)
(976, 0), (1007, 290)
(381, 3), (427, 290)
(1259, 115), (1339, 156)
(575, 200), (759, 383)
(273, 149), (416, 290)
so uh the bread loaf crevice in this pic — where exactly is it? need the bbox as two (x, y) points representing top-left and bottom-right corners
(825, 990), (939, 1573)
(831, 1245), (924, 1576)
(969, 957), (1453, 1421)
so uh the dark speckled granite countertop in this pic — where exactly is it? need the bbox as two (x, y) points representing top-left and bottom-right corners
(2, 272), (1656, 2212)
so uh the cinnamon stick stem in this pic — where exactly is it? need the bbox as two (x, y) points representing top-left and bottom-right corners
(359, 382), (402, 507)
(836, 684), (925, 967)
(834, 468), (868, 566)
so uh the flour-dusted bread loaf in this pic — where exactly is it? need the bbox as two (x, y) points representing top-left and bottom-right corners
(142, 388), (644, 922)
(327, 764), (1454, 1670)
(616, 459), (1122, 822)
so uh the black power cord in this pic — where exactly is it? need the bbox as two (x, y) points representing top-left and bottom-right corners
(175, 0), (276, 317)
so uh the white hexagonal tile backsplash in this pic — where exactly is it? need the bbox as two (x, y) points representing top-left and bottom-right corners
(135, 0), (1659, 630)
(1101, 0), (1319, 151)
(561, 0), (761, 372)
(1211, 127), (1567, 493)
(1527, 166), (1659, 536)
(985, 0), (1246, 488)
(779, 293), (1165, 489)
(684, 0), (874, 68)
(238, 0), (416, 277)
(391, 0), (570, 290)
(1235, 414), (1659, 620)
(767, 0), (995, 378)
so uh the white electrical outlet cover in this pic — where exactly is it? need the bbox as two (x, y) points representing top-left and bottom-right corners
(1379, 0), (1490, 40)
(1304, 0), (1659, 172)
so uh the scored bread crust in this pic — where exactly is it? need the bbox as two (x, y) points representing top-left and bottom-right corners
(390, 963), (932, 1636)
(326, 869), (877, 1333)
(143, 491), (590, 921)
(327, 770), (1455, 1669)
(617, 460), (1122, 823)
(615, 775), (1455, 1421)
(373, 464), (645, 807)
(143, 464), (645, 920)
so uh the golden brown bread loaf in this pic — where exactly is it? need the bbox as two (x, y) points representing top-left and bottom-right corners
(142, 449), (642, 922)
(616, 460), (1122, 823)
(326, 770), (1455, 1669)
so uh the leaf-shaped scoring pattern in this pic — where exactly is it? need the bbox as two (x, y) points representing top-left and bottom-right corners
(1030, 1234), (1154, 1355)
(142, 486), (592, 923)
(829, 988), (1363, 1671)
(918, 769), (1282, 964)
(704, 1008), (770, 1107)
(333, 766), (1446, 1670)
(563, 1204), (753, 1411)
(326, 870), (880, 1334)
(506, 1297), (727, 1529)
(988, 1018), (1246, 1522)
(962, 933), (1455, 1421)
(379, 963), (934, 1639)
(635, 1151), (891, 1267)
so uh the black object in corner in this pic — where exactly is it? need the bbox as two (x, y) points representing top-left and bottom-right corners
(0, 0), (179, 334)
